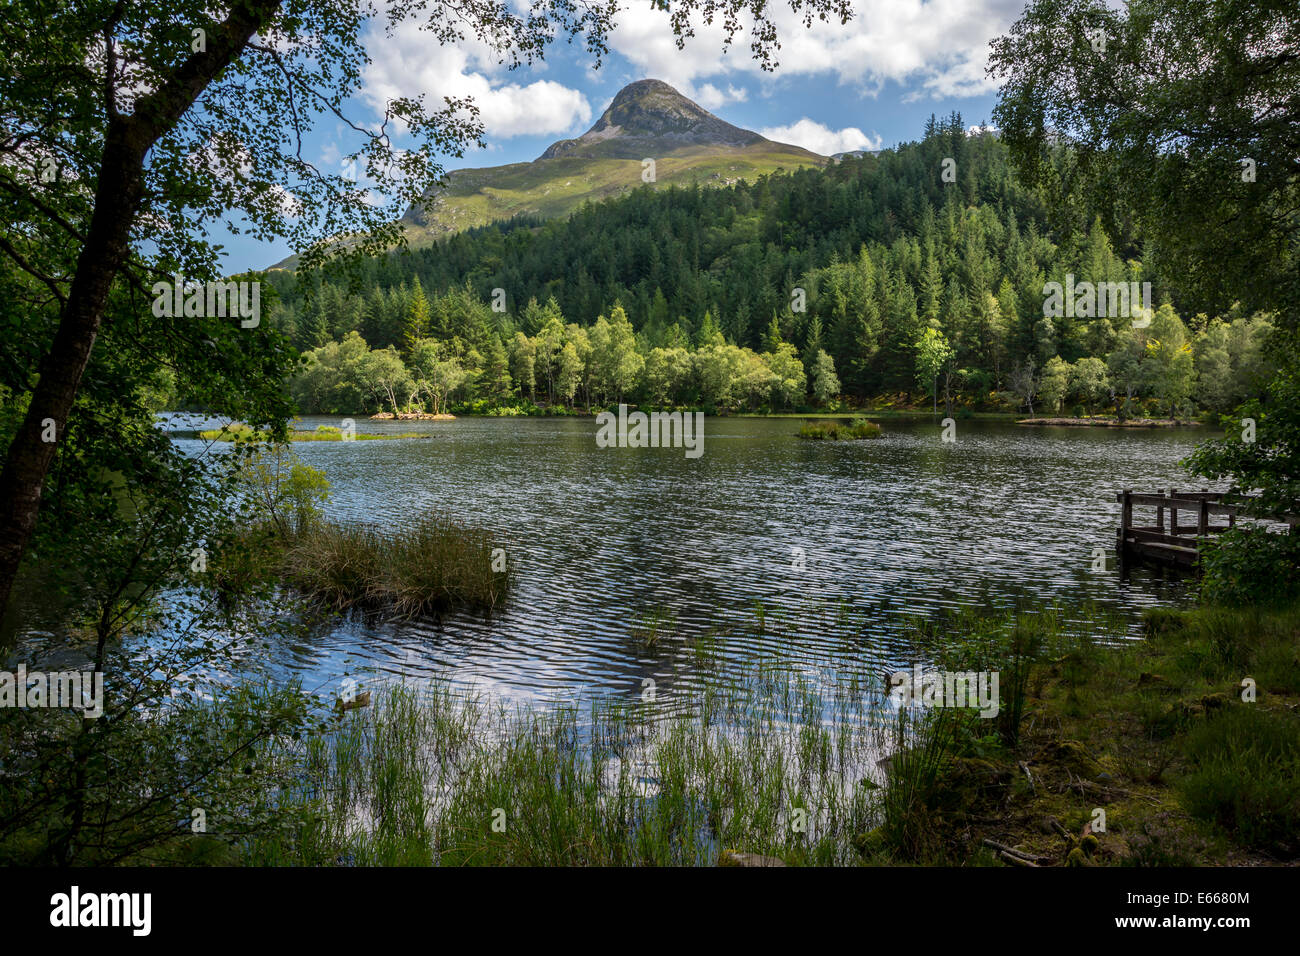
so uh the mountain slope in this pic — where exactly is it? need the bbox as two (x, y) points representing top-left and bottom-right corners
(397, 79), (825, 244)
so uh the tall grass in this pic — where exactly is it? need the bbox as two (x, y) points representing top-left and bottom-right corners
(245, 666), (892, 866)
(283, 510), (508, 615)
(224, 600), (1300, 865)
(871, 706), (969, 861)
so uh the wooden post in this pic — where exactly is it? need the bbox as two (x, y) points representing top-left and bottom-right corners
(1121, 489), (1132, 538)
(1169, 488), (1178, 535)
(1198, 499), (1209, 537)
(1156, 489), (1164, 533)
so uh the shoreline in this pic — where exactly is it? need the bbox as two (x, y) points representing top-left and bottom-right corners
(1017, 417), (1201, 428)
(370, 411), (457, 421)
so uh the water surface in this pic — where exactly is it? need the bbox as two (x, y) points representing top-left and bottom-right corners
(169, 415), (1211, 707)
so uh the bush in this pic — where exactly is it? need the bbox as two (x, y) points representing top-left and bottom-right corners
(1199, 527), (1300, 606)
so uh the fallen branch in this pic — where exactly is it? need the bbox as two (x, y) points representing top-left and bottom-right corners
(982, 838), (1052, 865)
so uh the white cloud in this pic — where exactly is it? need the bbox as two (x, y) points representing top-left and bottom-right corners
(360, 21), (592, 140)
(759, 119), (881, 156)
(693, 83), (749, 110)
(607, 0), (1022, 100)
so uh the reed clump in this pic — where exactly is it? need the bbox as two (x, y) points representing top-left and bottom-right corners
(798, 418), (882, 440)
(282, 510), (508, 615)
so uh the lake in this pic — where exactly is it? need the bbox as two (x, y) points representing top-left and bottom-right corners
(164, 415), (1213, 709)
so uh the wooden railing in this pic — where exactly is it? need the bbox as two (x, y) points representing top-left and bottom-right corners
(1115, 488), (1299, 569)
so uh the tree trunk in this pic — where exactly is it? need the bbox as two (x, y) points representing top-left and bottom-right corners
(0, 0), (281, 613)
(0, 123), (145, 612)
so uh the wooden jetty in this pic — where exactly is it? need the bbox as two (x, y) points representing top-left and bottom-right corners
(1116, 488), (1299, 570)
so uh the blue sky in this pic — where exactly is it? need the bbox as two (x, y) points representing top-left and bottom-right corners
(221, 0), (1022, 272)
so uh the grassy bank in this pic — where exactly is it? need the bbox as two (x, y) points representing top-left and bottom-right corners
(1016, 417), (1201, 428)
(9, 596), (1293, 865)
(215, 510), (509, 616)
(208, 448), (508, 616)
(858, 603), (1300, 866)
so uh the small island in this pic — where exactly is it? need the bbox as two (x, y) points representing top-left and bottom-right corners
(798, 419), (883, 440)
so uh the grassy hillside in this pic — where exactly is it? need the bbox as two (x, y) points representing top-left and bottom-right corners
(269, 80), (826, 270)
(400, 141), (826, 243)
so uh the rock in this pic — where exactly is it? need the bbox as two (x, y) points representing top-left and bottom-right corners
(336, 690), (371, 713)
(1065, 847), (1090, 867)
(875, 747), (916, 776)
(718, 849), (787, 867)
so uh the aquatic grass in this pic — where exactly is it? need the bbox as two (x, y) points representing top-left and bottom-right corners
(630, 604), (676, 648)
(797, 419), (882, 440)
(283, 510), (509, 615)
(248, 664), (888, 867)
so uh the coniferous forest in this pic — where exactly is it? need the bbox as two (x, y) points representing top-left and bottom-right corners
(246, 114), (1272, 420)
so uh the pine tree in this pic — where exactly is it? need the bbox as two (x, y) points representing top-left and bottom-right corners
(482, 334), (513, 400)
(697, 310), (724, 348)
(403, 277), (431, 357)
(762, 315), (784, 354)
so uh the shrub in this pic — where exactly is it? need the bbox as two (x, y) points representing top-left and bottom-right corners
(1199, 527), (1300, 606)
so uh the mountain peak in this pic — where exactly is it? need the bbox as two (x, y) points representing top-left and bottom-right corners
(539, 79), (766, 160)
(608, 78), (682, 108)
